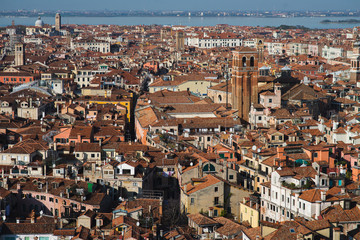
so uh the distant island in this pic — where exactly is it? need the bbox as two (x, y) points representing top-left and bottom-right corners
(321, 19), (360, 24)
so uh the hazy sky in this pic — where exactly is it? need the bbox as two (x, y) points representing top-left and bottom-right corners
(3, 0), (359, 11)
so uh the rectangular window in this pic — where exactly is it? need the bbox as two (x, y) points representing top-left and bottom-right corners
(191, 198), (195, 204)
(214, 197), (219, 205)
(215, 187), (218, 192)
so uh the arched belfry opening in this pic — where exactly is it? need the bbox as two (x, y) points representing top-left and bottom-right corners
(242, 56), (247, 67)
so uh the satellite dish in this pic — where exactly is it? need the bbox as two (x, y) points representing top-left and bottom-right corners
(277, 166), (282, 170)
(136, 222), (140, 226)
(40, 210), (43, 216)
(190, 162), (193, 166)
(257, 148), (261, 153)
(252, 145), (257, 151)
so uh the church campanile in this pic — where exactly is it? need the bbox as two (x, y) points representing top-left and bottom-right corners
(14, 43), (24, 66)
(231, 47), (259, 121)
(55, 13), (61, 32)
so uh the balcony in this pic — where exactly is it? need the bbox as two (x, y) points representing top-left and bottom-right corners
(258, 169), (268, 177)
(241, 162), (257, 172)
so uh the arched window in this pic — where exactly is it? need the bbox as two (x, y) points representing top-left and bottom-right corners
(242, 57), (247, 67)
(250, 57), (255, 67)
(203, 163), (215, 172)
(218, 95), (222, 102)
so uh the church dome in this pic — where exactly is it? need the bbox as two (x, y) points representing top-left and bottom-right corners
(35, 16), (44, 27)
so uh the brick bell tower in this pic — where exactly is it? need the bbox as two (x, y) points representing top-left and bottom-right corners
(351, 29), (360, 85)
(231, 47), (259, 121)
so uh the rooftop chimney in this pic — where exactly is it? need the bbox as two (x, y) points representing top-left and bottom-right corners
(159, 198), (163, 219)
(321, 191), (326, 201)
(30, 210), (36, 223)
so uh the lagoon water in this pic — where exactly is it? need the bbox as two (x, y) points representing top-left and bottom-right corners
(1, 16), (360, 29)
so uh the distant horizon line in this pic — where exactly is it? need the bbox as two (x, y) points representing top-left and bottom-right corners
(1, 9), (359, 12)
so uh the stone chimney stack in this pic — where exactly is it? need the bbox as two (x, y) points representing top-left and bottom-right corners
(223, 160), (228, 181)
